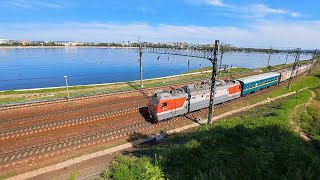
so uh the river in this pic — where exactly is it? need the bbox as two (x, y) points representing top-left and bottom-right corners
(0, 47), (313, 90)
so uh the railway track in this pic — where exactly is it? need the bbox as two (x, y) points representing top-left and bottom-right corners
(0, 98), (148, 126)
(0, 90), (140, 111)
(0, 104), (147, 140)
(0, 120), (149, 166)
(0, 111), (201, 168)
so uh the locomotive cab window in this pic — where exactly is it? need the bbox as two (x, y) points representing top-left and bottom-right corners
(161, 102), (167, 107)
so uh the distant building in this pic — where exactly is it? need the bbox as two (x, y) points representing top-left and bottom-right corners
(0, 39), (10, 44)
(20, 40), (31, 45)
(54, 41), (84, 46)
(65, 42), (84, 46)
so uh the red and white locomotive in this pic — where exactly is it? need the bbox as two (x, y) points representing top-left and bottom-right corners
(148, 80), (241, 121)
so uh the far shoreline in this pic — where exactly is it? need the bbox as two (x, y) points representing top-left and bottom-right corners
(0, 46), (139, 49)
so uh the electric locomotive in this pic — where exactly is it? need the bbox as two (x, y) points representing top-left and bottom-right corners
(148, 80), (241, 121)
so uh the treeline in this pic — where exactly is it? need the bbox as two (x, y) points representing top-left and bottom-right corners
(0, 42), (64, 46)
(83, 42), (186, 48)
(1, 41), (317, 55)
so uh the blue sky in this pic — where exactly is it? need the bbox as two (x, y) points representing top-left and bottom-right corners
(0, 0), (319, 48)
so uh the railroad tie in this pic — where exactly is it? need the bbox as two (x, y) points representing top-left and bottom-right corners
(22, 152), (28, 158)
(16, 153), (22, 159)
(2, 156), (9, 163)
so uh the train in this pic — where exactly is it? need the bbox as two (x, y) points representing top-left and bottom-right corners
(148, 62), (315, 122)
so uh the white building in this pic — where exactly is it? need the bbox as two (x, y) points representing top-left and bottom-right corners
(0, 39), (10, 44)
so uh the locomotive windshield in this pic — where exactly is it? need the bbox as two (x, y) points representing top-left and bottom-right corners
(150, 97), (158, 106)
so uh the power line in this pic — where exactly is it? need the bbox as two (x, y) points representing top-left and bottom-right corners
(143, 40), (220, 124)
(287, 48), (301, 89)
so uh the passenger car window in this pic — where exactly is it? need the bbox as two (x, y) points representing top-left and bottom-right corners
(161, 102), (167, 107)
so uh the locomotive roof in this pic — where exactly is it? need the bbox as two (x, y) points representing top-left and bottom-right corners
(152, 88), (187, 100)
(185, 80), (238, 92)
(277, 68), (291, 73)
(277, 63), (311, 73)
(237, 72), (280, 84)
(152, 80), (240, 100)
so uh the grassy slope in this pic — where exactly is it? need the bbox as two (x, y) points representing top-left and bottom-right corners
(103, 61), (320, 180)
(298, 67), (320, 150)
(159, 63), (320, 179)
(158, 90), (320, 179)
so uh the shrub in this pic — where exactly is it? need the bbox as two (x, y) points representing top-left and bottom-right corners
(103, 155), (164, 180)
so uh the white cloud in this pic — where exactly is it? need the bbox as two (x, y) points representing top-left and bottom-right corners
(291, 12), (302, 17)
(1, 21), (319, 49)
(0, 0), (64, 9)
(247, 4), (288, 16)
(195, 0), (302, 19)
(207, 0), (225, 7)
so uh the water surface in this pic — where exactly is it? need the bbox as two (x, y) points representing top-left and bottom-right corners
(0, 48), (312, 90)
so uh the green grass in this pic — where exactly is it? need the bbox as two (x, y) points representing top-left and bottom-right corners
(187, 66), (252, 74)
(189, 59), (313, 75)
(260, 59), (312, 72)
(303, 105), (320, 148)
(298, 90), (320, 150)
(102, 155), (164, 180)
(297, 64), (320, 149)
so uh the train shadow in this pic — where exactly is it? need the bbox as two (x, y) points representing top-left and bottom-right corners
(138, 106), (203, 125)
(123, 131), (168, 156)
(138, 106), (156, 124)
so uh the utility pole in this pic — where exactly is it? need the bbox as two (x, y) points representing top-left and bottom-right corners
(287, 48), (301, 89)
(207, 40), (219, 124)
(219, 44), (224, 75)
(143, 40), (220, 124)
(313, 49), (318, 60)
(64, 76), (70, 104)
(138, 37), (144, 88)
(283, 52), (289, 68)
(267, 46), (273, 72)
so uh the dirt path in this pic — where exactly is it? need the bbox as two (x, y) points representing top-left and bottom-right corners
(288, 89), (319, 154)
